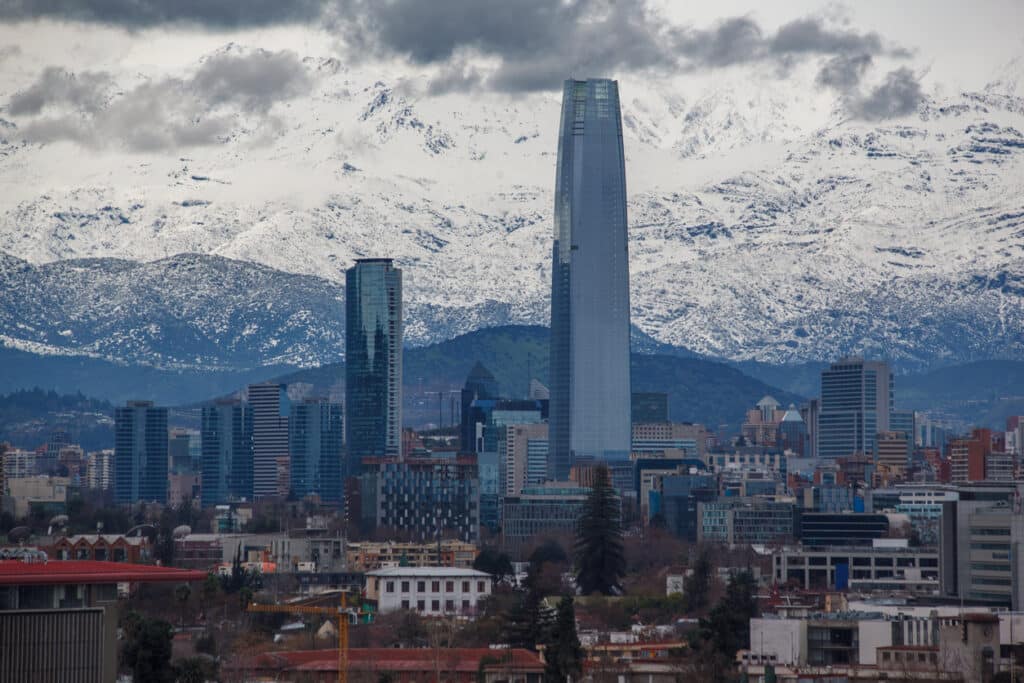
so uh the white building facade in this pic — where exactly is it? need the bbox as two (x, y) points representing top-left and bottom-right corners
(366, 567), (492, 617)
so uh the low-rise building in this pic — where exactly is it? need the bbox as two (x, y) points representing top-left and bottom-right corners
(772, 541), (939, 592)
(366, 567), (492, 616)
(6, 475), (70, 517)
(49, 534), (151, 563)
(501, 484), (589, 552)
(346, 540), (478, 571)
(698, 497), (796, 546)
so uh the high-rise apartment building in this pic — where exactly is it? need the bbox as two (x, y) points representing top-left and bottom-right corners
(114, 400), (168, 504)
(200, 399), (253, 506)
(549, 78), (632, 479)
(818, 358), (894, 459)
(289, 398), (344, 504)
(85, 449), (114, 491)
(345, 258), (403, 469)
(249, 382), (289, 499)
(501, 422), (549, 497)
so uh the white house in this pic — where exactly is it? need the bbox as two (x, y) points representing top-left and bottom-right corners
(366, 567), (493, 617)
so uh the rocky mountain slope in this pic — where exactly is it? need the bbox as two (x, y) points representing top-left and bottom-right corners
(1, 47), (1023, 370)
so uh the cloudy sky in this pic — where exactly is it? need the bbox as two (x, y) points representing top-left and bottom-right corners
(0, 0), (1021, 153)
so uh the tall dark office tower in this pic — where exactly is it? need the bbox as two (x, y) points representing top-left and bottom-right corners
(289, 398), (344, 504)
(249, 382), (289, 498)
(345, 258), (402, 470)
(114, 400), (168, 504)
(201, 399), (253, 506)
(460, 362), (499, 453)
(818, 358), (894, 459)
(548, 78), (632, 480)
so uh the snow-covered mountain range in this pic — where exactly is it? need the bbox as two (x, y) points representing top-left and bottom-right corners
(1, 45), (1022, 372)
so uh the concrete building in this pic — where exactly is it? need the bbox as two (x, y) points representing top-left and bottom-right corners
(366, 567), (492, 616)
(632, 422), (708, 458)
(249, 382), (290, 499)
(876, 430), (911, 474)
(0, 557), (205, 683)
(698, 497), (796, 546)
(501, 422), (549, 497)
(85, 449), (114, 491)
(6, 475), (69, 517)
(346, 540), (478, 571)
(941, 482), (1024, 608)
(502, 484), (589, 553)
(772, 542), (939, 592)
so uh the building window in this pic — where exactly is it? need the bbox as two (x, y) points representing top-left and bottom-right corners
(431, 599), (440, 611)
(446, 600), (455, 612)
(401, 581), (410, 592)
(477, 581), (485, 593)
(401, 599), (410, 609)
(417, 581), (426, 592)
(386, 581), (395, 593)
(883, 652), (891, 662)
(417, 600), (425, 611)
(432, 581), (440, 592)
(446, 581), (454, 592)
(462, 599), (470, 612)
(462, 581), (470, 592)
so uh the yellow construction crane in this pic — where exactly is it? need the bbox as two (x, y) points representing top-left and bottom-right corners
(247, 591), (365, 683)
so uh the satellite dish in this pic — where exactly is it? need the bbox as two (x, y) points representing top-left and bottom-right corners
(50, 515), (69, 527)
(7, 526), (31, 543)
(173, 525), (192, 538)
(126, 524), (156, 538)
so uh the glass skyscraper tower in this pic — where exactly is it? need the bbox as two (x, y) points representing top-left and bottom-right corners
(345, 258), (403, 470)
(818, 357), (894, 459)
(548, 78), (632, 480)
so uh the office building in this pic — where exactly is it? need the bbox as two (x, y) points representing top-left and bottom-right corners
(698, 498), (796, 546)
(360, 456), (479, 543)
(289, 398), (344, 504)
(631, 392), (669, 423)
(800, 399), (820, 459)
(501, 484), (591, 553)
(549, 78), (632, 479)
(798, 512), (891, 547)
(85, 450), (113, 491)
(632, 422), (708, 458)
(460, 362), (499, 452)
(168, 428), (199, 475)
(818, 358), (894, 459)
(772, 542), (939, 592)
(345, 258), (403, 466)
(113, 400), (168, 504)
(659, 474), (717, 542)
(777, 405), (808, 456)
(248, 383), (289, 499)
(501, 422), (549, 497)
(201, 399), (253, 506)
(876, 430), (911, 474)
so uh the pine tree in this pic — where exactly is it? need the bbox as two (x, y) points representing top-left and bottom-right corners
(698, 570), (758, 659)
(574, 465), (625, 595)
(683, 548), (712, 613)
(544, 596), (583, 683)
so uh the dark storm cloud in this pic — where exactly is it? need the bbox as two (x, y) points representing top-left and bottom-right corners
(0, 0), (327, 28)
(851, 67), (924, 120)
(816, 53), (874, 90)
(7, 50), (314, 149)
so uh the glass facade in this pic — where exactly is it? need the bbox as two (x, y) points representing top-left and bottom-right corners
(200, 399), (253, 506)
(249, 382), (289, 498)
(549, 78), (632, 479)
(345, 259), (403, 468)
(114, 400), (168, 504)
(289, 398), (344, 504)
(818, 358), (894, 459)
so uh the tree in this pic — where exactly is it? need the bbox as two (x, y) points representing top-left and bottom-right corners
(697, 570), (758, 661)
(574, 465), (625, 595)
(474, 547), (514, 584)
(503, 562), (553, 651)
(154, 506), (176, 566)
(121, 612), (174, 683)
(174, 583), (192, 627)
(545, 596), (583, 683)
(683, 549), (712, 614)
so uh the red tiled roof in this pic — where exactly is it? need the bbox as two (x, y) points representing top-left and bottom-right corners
(0, 560), (207, 585)
(237, 648), (543, 674)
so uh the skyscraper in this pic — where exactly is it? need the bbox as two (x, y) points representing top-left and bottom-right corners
(345, 258), (403, 470)
(818, 358), (894, 459)
(289, 398), (344, 504)
(249, 382), (289, 499)
(548, 78), (632, 479)
(114, 400), (168, 504)
(200, 398), (253, 506)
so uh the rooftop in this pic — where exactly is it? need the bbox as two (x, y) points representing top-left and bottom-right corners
(0, 560), (207, 586)
(366, 566), (491, 578)
(230, 648), (543, 674)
